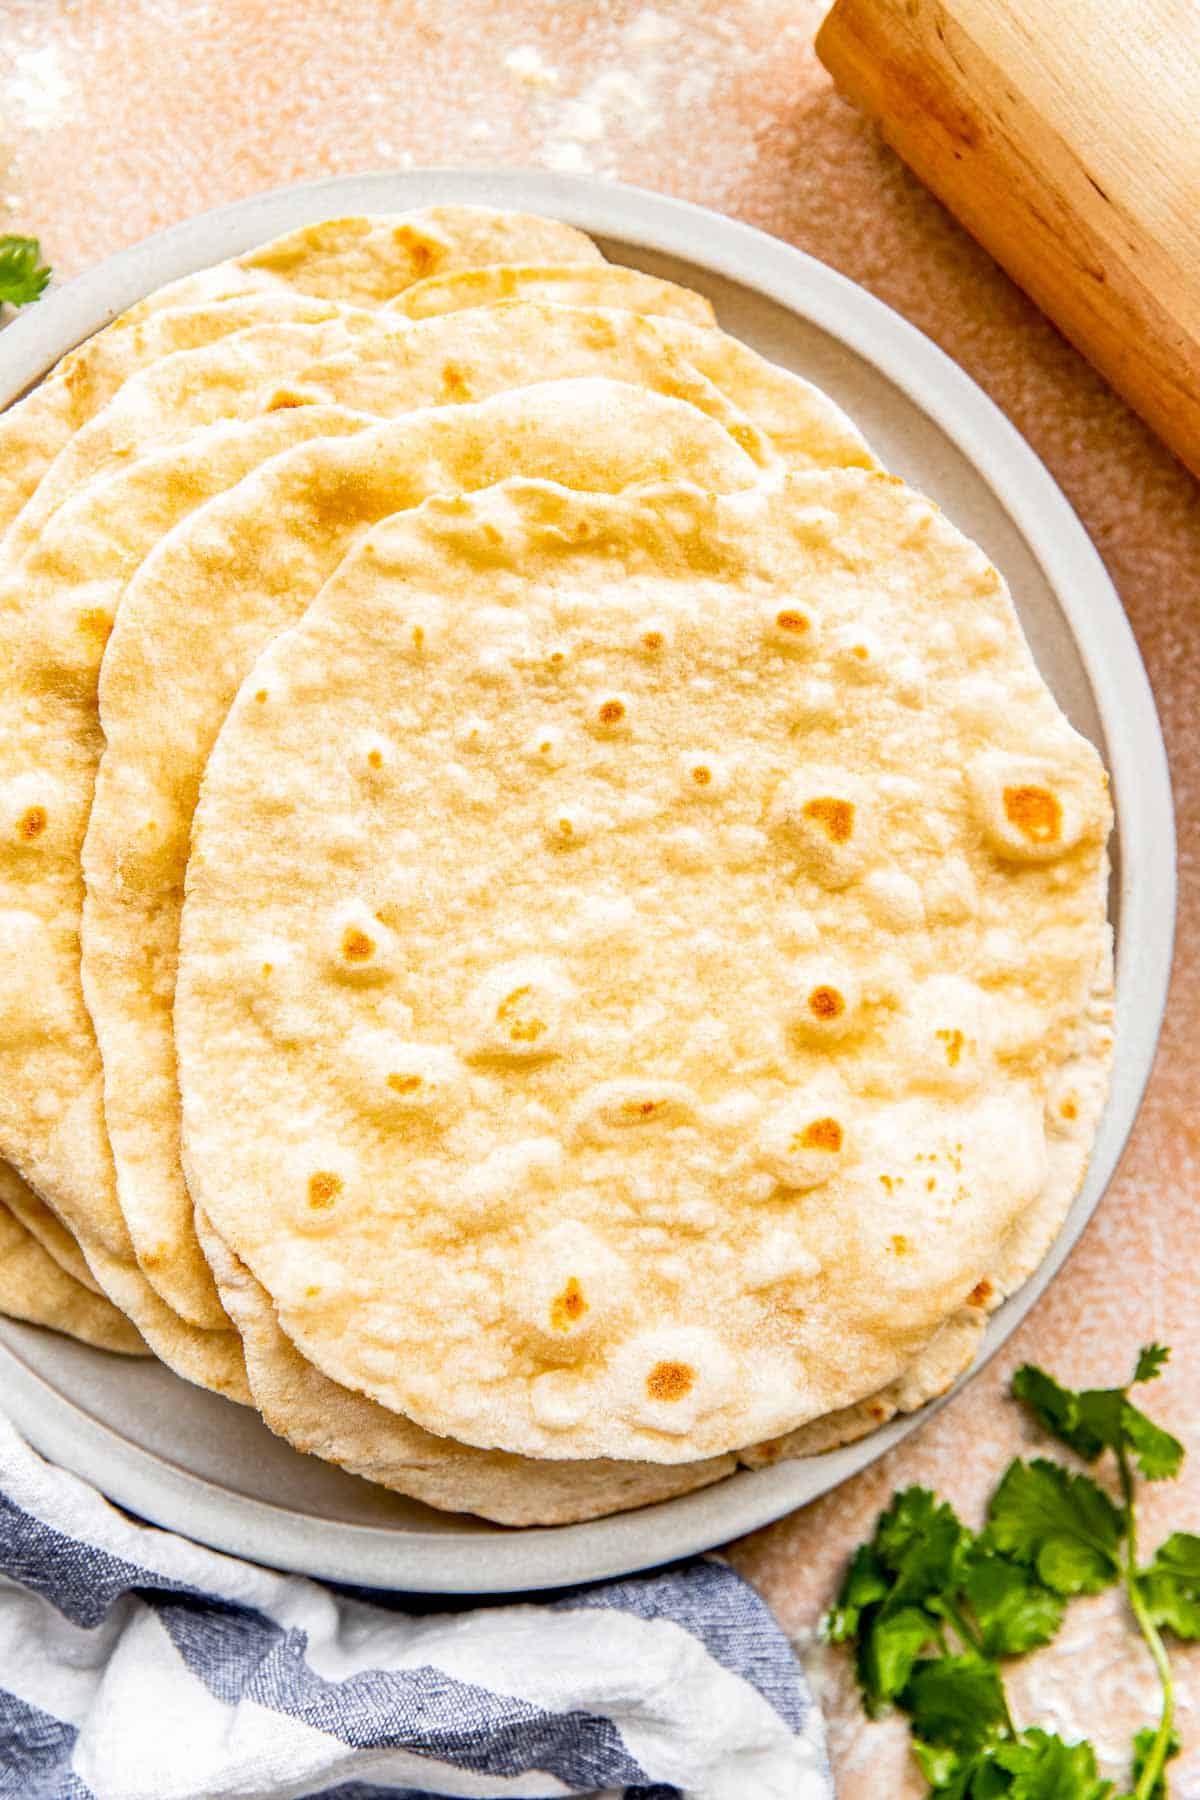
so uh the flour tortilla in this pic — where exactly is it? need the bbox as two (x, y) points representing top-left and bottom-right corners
(389, 264), (717, 326)
(0, 1167), (145, 1356)
(122, 209), (604, 316)
(0, 1164), (101, 1293)
(177, 471), (1112, 1463)
(8, 295), (872, 559)
(197, 1211), (735, 1525)
(1, 381), (761, 1388)
(0, 208), (602, 544)
(83, 304), (874, 1338)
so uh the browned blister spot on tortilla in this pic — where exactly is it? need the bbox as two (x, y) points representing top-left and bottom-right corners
(17, 805), (47, 841)
(1003, 783), (1062, 845)
(1059, 1096), (1078, 1121)
(641, 629), (665, 651)
(497, 985), (545, 1044)
(796, 1116), (843, 1153)
(308, 1171), (342, 1210)
(387, 1073), (422, 1095)
(367, 748), (383, 770)
(441, 361), (470, 399)
(936, 1027), (965, 1067)
(342, 926), (375, 963)
(775, 608), (810, 636)
(646, 1359), (695, 1403)
(78, 606), (113, 646)
(968, 1278), (993, 1306)
(869, 1402), (888, 1422)
(689, 763), (712, 787)
(597, 698), (626, 727)
(891, 1234), (910, 1254)
(803, 796), (855, 843)
(808, 985), (844, 1021)
(550, 1277), (588, 1333)
(254, 689), (268, 704)
(395, 225), (437, 274)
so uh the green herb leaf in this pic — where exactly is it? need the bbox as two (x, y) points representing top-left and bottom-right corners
(1134, 1345), (1170, 1385)
(827, 1543), (888, 1642)
(985, 1459), (1124, 1595)
(0, 235), (51, 308)
(1011, 1361), (1183, 1482)
(962, 1550), (1065, 1657)
(902, 1654), (1010, 1756)
(1129, 1723), (1180, 1798)
(991, 1727), (1114, 1798)
(874, 1486), (974, 1603)
(863, 1604), (940, 1706)
(1121, 1405), (1184, 1483)
(1012, 1364), (1109, 1461)
(1138, 1532), (1200, 1639)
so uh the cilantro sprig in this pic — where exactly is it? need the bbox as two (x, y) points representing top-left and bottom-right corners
(0, 235), (51, 310)
(826, 1347), (1195, 1798)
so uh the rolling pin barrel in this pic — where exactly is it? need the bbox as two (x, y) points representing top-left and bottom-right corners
(817, 0), (1200, 477)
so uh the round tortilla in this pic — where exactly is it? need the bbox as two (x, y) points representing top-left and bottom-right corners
(8, 281), (872, 561)
(81, 298), (874, 1338)
(176, 471), (1111, 1462)
(0, 207), (602, 544)
(0, 381), (761, 1387)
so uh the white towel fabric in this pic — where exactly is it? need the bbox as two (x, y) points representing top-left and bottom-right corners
(0, 1414), (830, 1799)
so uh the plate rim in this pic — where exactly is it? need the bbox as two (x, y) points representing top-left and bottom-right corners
(0, 167), (1176, 1592)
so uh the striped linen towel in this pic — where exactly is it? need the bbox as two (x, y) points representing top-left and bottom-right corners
(0, 1414), (830, 1799)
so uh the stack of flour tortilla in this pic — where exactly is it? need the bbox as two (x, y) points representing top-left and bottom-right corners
(0, 207), (1114, 1524)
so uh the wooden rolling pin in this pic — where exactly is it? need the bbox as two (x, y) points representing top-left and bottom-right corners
(816, 0), (1200, 477)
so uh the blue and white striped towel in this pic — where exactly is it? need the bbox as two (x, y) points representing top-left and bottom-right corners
(0, 1415), (830, 1799)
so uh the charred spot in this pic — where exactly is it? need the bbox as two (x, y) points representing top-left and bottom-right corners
(808, 985), (845, 1021)
(17, 805), (47, 841)
(597, 698), (626, 727)
(387, 1073), (423, 1095)
(550, 1277), (588, 1333)
(646, 1359), (695, 1403)
(1003, 783), (1062, 844)
(342, 926), (375, 962)
(774, 609), (810, 635)
(968, 1278), (993, 1306)
(641, 629), (665, 651)
(803, 796), (855, 843)
(307, 1170), (343, 1209)
(798, 1116), (843, 1153)
(689, 764), (713, 786)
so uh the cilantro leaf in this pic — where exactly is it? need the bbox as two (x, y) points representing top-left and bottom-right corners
(962, 1550), (1065, 1657)
(1012, 1364), (1109, 1461)
(1012, 1361), (1183, 1482)
(0, 235), (50, 308)
(827, 1543), (888, 1642)
(874, 1486), (974, 1603)
(1134, 1345), (1170, 1385)
(1138, 1531), (1200, 1639)
(861, 1604), (939, 1707)
(1121, 1404), (1184, 1482)
(1129, 1723), (1180, 1798)
(991, 1727), (1114, 1798)
(902, 1653), (1010, 1755)
(984, 1459), (1123, 1595)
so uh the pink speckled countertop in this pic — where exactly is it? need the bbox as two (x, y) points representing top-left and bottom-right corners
(2, 2), (1197, 1790)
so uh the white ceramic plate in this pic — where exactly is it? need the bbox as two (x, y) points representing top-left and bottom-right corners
(0, 170), (1174, 1593)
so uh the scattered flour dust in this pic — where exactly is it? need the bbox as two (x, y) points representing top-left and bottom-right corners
(498, 7), (739, 180)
